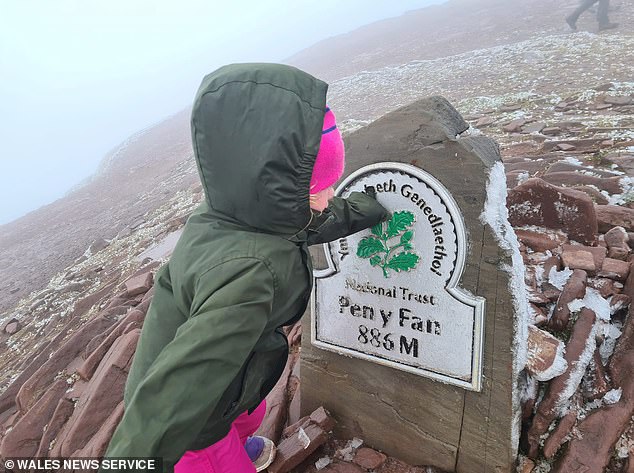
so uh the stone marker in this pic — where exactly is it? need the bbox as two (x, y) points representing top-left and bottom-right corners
(302, 97), (526, 473)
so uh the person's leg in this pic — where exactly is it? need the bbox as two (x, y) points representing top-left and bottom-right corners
(597, 0), (611, 25)
(568, 0), (600, 23)
(233, 401), (267, 446)
(175, 424), (256, 473)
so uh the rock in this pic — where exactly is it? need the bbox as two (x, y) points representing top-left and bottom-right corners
(604, 96), (633, 106)
(609, 294), (630, 313)
(77, 309), (145, 381)
(89, 238), (109, 254)
(124, 271), (154, 297)
(518, 457), (536, 473)
(597, 205), (634, 233)
(562, 244), (606, 271)
(503, 118), (526, 133)
(268, 407), (336, 473)
(598, 258), (631, 281)
(552, 350), (634, 472)
(15, 315), (115, 414)
(73, 400), (124, 458)
(594, 83), (615, 92)
(507, 178), (598, 245)
(515, 229), (565, 252)
(475, 116), (495, 127)
(542, 127), (562, 136)
(528, 308), (597, 458)
(353, 448), (387, 470)
(53, 330), (140, 457)
(543, 409), (577, 459)
(573, 185), (609, 205)
(546, 162), (620, 179)
(526, 326), (567, 381)
(561, 249), (596, 273)
(541, 172), (622, 195)
(584, 348), (610, 401)
(255, 351), (297, 442)
(321, 461), (365, 473)
(0, 379), (67, 458)
(555, 143), (576, 151)
(4, 319), (21, 335)
(588, 277), (620, 297)
(550, 269), (587, 332)
(605, 227), (631, 260)
(34, 398), (75, 457)
(501, 104), (522, 112)
(522, 122), (546, 134)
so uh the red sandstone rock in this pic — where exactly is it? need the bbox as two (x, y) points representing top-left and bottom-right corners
(610, 294), (631, 313)
(561, 249), (595, 273)
(562, 244), (606, 271)
(588, 277), (620, 297)
(15, 315), (115, 414)
(73, 400), (124, 458)
(526, 326), (567, 381)
(321, 461), (365, 473)
(553, 351), (634, 472)
(528, 308), (597, 458)
(584, 349), (610, 401)
(54, 330), (139, 457)
(542, 172), (622, 195)
(550, 269), (587, 332)
(353, 447), (388, 470)
(255, 351), (297, 442)
(0, 379), (67, 458)
(555, 143), (576, 151)
(597, 205), (634, 233)
(77, 309), (145, 380)
(573, 185), (609, 205)
(598, 258), (631, 281)
(124, 271), (154, 296)
(503, 118), (526, 132)
(35, 398), (75, 457)
(3, 320), (21, 335)
(475, 116), (495, 127)
(543, 409), (577, 459)
(268, 407), (336, 473)
(507, 178), (597, 245)
(605, 226), (631, 260)
(515, 229), (565, 252)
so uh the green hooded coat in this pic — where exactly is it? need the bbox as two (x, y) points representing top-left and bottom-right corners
(103, 63), (388, 472)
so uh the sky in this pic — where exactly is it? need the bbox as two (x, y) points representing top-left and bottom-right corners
(0, 0), (446, 226)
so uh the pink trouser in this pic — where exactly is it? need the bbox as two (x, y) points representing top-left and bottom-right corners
(175, 400), (267, 473)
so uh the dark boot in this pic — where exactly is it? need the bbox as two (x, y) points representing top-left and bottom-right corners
(598, 22), (619, 31)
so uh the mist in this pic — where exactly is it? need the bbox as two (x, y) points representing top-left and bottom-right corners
(0, 0), (447, 226)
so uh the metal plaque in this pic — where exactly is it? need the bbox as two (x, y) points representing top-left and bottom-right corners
(312, 163), (485, 391)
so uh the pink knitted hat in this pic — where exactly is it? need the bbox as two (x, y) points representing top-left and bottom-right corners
(310, 106), (345, 194)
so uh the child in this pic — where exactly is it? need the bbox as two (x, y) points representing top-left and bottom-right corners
(103, 63), (388, 473)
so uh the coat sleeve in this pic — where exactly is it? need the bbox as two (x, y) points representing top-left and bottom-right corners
(306, 191), (389, 246)
(103, 258), (275, 472)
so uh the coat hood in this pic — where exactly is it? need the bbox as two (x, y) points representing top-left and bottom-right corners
(191, 63), (328, 236)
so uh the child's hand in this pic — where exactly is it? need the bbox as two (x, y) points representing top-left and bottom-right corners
(362, 185), (390, 221)
(363, 185), (377, 199)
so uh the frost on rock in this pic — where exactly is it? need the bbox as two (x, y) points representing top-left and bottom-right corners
(548, 266), (573, 291)
(556, 321), (599, 415)
(567, 288), (611, 321)
(315, 456), (332, 470)
(535, 341), (568, 382)
(480, 161), (529, 452)
(599, 321), (623, 365)
(603, 388), (622, 405)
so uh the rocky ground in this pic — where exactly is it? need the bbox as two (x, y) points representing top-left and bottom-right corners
(0, 0), (633, 471)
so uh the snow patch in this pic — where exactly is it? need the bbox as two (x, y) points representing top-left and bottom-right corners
(603, 388), (622, 404)
(567, 288), (611, 321)
(548, 266), (573, 290)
